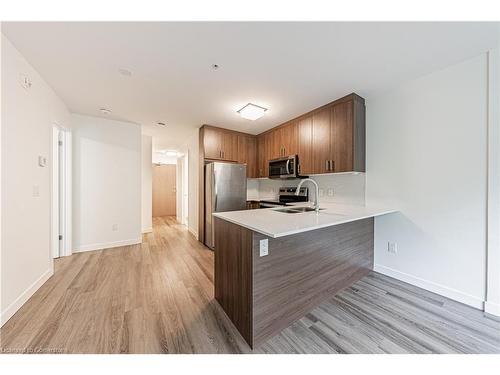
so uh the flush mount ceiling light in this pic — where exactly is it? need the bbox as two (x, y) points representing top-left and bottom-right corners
(237, 103), (268, 121)
(156, 150), (177, 157)
(100, 108), (112, 115)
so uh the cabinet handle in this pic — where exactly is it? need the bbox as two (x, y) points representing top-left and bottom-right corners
(325, 160), (329, 171)
(331, 160), (335, 172)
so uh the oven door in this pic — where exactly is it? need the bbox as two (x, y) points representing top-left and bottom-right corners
(268, 156), (297, 179)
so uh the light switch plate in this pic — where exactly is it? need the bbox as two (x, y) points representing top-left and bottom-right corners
(259, 239), (269, 257)
(38, 156), (47, 167)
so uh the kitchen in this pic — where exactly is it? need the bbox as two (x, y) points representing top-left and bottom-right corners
(1, 20), (499, 360)
(200, 92), (398, 347)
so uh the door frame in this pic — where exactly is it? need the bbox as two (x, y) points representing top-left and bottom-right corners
(51, 125), (72, 258)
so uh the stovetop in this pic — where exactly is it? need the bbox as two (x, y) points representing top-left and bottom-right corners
(259, 187), (309, 207)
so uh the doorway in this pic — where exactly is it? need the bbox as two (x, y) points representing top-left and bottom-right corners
(51, 125), (72, 258)
(153, 164), (177, 217)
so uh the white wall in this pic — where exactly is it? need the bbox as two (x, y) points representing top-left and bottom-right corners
(176, 154), (189, 225)
(179, 129), (199, 238)
(253, 173), (365, 206)
(366, 54), (488, 309)
(141, 135), (153, 233)
(72, 114), (142, 252)
(1, 35), (71, 325)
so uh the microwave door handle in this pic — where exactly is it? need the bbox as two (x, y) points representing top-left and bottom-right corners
(286, 159), (291, 174)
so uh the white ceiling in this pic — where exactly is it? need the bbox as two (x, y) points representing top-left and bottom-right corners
(2, 22), (498, 151)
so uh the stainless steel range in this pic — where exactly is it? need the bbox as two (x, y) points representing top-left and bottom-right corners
(259, 187), (309, 208)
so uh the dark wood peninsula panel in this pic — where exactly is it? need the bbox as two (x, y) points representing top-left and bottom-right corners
(214, 217), (374, 348)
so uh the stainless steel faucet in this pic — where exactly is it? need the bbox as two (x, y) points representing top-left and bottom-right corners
(296, 178), (320, 213)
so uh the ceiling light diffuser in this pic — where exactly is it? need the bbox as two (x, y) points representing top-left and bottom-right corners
(237, 103), (268, 121)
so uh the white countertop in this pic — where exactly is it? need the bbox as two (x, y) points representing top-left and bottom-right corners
(212, 202), (397, 238)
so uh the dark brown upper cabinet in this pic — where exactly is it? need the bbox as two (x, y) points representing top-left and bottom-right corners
(297, 116), (313, 174)
(303, 94), (365, 174)
(311, 106), (332, 174)
(202, 93), (365, 180)
(257, 134), (267, 178)
(202, 126), (238, 161)
(237, 134), (258, 178)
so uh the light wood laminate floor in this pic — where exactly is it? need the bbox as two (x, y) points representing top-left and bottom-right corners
(1, 217), (499, 354)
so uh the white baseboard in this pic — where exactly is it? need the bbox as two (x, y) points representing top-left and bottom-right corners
(485, 300), (500, 317)
(373, 264), (485, 310)
(73, 237), (142, 253)
(188, 226), (198, 240)
(142, 227), (153, 234)
(1, 268), (53, 327)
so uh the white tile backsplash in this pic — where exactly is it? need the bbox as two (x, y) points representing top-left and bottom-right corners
(247, 173), (365, 205)
(246, 179), (260, 200)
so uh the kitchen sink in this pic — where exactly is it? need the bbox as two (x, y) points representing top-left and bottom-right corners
(274, 207), (324, 214)
(291, 207), (324, 212)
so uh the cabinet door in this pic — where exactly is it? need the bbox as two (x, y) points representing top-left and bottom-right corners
(311, 107), (331, 174)
(297, 116), (313, 174)
(221, 131), (238, 161)
(257, 135), (267, 177)
(281, 121), (298, 156)
(238, 135), (257, 178)
(331, 101), (354, 172)
(246, 136), (257, 178)
(270, 128), (283, 159)
(264, 132), (274, 164)
(204, 127), (222, 159)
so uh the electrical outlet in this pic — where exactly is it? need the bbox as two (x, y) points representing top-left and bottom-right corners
(20, 74), (32, 90)
(319, 188), (325, 197)
(112, 224), (119, 231)
(388, 242), (398, 254)
(327, 188), (334, 197)
(259, 239), (269, 257)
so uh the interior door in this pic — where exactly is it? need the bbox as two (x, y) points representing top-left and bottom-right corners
(153, 164), (177, 217)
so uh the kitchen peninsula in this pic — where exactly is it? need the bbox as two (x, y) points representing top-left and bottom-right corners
(213, 202), (396, 348)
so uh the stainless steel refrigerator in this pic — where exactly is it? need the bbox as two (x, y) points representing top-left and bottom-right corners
(205, 162), (247, 249)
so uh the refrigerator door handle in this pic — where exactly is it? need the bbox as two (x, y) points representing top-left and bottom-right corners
(213, 168), (218, 212)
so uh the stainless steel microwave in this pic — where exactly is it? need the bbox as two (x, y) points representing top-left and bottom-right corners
(269, 155), (302, 179)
